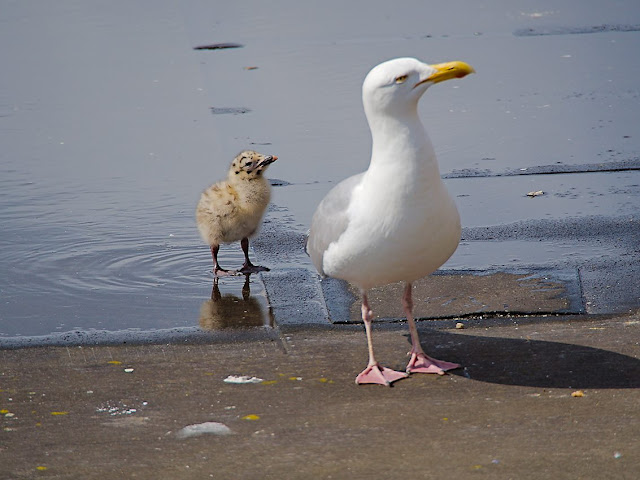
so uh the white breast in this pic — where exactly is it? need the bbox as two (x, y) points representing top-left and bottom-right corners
(323, 159), (461, 290)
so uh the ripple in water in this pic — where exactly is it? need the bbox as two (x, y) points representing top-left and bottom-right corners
(0, 173), (270, 337)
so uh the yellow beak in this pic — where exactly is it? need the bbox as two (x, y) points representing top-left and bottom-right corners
(417, 61), (475, 87)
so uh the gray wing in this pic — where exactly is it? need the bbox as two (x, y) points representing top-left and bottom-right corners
(307, 172), (364, 276)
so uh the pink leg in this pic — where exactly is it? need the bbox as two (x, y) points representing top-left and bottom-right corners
(403, 283), (460, 375)
(355, 292), (408, 386)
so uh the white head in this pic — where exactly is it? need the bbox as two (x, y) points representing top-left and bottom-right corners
(362, 57), (475, 117)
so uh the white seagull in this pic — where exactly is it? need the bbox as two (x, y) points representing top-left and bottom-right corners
(307, 57), (475, 386)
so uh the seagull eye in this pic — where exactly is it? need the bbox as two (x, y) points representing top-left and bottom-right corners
(395, 75), (408, 84)
(245, 162), (253, 167)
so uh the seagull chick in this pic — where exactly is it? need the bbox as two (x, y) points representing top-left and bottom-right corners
(307, 58), (475, 385)
(196, 150), (277, 276)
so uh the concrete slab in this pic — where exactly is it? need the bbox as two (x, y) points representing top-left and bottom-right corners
(1, 313), (639, 479)
(322, 270), (583, 324)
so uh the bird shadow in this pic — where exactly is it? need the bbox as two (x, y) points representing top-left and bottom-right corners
(413, 329), (640, 389)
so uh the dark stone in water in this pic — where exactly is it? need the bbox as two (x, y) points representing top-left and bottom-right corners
(193, 42), (244, 50)
(514, 24), (640, 37)
(269, 179), (291, 187)
(210, 107), (252, 115)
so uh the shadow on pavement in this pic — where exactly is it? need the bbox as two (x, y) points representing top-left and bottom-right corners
(415, 329), (640, 389)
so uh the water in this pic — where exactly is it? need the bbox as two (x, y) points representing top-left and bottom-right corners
(1, 1), (639, 339)
(0, 168), (273, 336)
(0, 2), (268, 338)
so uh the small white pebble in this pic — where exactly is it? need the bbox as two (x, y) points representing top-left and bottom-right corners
(176, 422), (232, 438)
(455, 323), (465, 329)
(124, 368), (134, 373)
(223, 375), (263, 384)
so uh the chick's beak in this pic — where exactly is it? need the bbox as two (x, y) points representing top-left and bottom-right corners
(258, 155), (278, 167)
(415, 61), (475, 88)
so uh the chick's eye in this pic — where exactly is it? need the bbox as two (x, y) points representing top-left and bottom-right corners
(395, 75), (408, 84)
(245, 162), (253, 167)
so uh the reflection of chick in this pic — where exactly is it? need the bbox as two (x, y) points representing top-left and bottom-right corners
(196, 150), (277, 276)
(199, 277), (265, 329)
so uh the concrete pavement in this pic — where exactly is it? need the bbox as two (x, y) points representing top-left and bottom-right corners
(2, 312), (639, 479)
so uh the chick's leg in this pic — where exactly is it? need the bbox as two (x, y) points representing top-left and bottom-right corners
(211, 245), (234, 277)
(238, 237), (270, 274)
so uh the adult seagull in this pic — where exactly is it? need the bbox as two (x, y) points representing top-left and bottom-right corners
(307, 57), (475, 386)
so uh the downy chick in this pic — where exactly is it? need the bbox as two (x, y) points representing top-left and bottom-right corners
(196, 150), (277, 275)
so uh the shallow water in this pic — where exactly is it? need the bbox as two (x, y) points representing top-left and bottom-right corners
(0, 173), (271, 336)
(1, 1), (639, 338)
